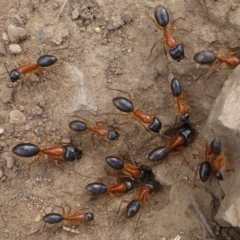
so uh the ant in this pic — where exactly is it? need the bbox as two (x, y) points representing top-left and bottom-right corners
(148, 123), (196, 162)
(12, 142), (82, 167)
(105, 87), (162, 133)
(9, 55), (57, 85)
(193, 46), (240, 80)
(197, 138), (231, 182)
(43, 203), (94, 231)
(146, 5), (186, 61)
(69, 116), (119, 144)
(105, 156), (153, 181)
(86, 180), (134, 195)
(170, 77), (189, 122)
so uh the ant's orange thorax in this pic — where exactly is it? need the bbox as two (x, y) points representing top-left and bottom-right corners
(218, 56), (240, 67)
(164, 29), (176, 49)
(91, 128), (108, 137)
(18, 64), (38, 74)
(133, 111), (152, 124)
(168, 135), (185, 150)
(124, 164), (141, 179)
(41, 147), (65, 156)
(108, 183), (127, 194)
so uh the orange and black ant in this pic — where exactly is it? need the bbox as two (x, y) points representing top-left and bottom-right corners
(170, 77), (189, 122)
(104, 87), (162, 134)
(68, 116), (119, 144)
(43, 203), (94, 231)
(86, 180), (134, 196)
(148, 123), (196, 162)
(146, 5), (186, 61)
(12, 141), (82, 168)
(8, 55), (57, 85)
(105, 155), (153, 182)
(196, 138), (233, 182)
(193, 44), (240, 80)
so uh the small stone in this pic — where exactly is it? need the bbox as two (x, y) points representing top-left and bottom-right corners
(2, 32), (9, 42)
(1, 175), (6, 182)
(72, 7), (80, 20)
(182, 176), (189, 181)
(8, 25), (27, 43)
(19, 105), (25, 111)
(34, 215), (41, 223)
(0, 128), (4, 135)
(45, 206), (53, 214)
(6, 157), (14, 169)
(61, 138), (71, 144)
(0, 169), (3, 178)
(107, 16), (125, 30)
(94, 27), (101, 33)
(24, 124), (31, 131)
(9, 44), (22, 54)
(9, 110), (26, 124)
(0, 42), (6, 56)
(122, 13), (133, 23)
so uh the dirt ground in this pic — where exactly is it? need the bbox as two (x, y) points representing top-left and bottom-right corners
(1, 0), (240, 239)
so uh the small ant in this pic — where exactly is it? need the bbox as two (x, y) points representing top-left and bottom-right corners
(43, 203), (94, 231)
(12, 142), (82, 167)
(9, 55), (57, 84)
(126, 183), (153, 218)
(69, 117), (119, 143)
(105, 156), (153, 181)
(148, 123), (196, 162)
(86, 180), (134, 195)
(197, 138), (230, 182)
(146, 5), (186, 61)
(170, 78), (189, 122)
(106, 87), (162, 133)
(193, 48), (240, 80)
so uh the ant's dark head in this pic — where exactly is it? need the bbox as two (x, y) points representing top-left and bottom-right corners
(107, 130), (119, 140)
(85, 212), (94, 221)
(9, 69), (20, 82)
(148, 116), (162, 133)
(181, 113), (189, 122)
(169, 44), (184, 62)
(215, 171), (223, 181)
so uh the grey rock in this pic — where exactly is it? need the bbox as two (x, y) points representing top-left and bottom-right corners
(72, 7), (80, 20)
(6, 157), (14, 169)
(25, 105), (43, 116)
(62, 65), (97, 114)
(9, 44), (22, 54)
(0, 83), (13, 103)
(7, 25), (27, 43)
(0, 42), (6, 56)
(9, 110), (26, 124)
(122, 13), (133, 24)
(204, 66), (240, 227)
(45, 206), (53, 214)
(107, 15), (125, 30)
(0, 169), (3, 178)
(2, 32), (9, 42)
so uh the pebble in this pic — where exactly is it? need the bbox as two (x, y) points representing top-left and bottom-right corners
(107, 15), (125, 30)
(9, 44), (22, 54)
(44, 206), (53, 214)
(34, 215), (41, 223)
(6, 157), (14, 169)
(0, 169), (3, 178)
(2, 32), (9, 42)
(72, 7), (80, 20)
(0, 42), (6, 56)
(94, 27), (101, 33)
(0, 128), (4, 136)
(9, 110), (26, 124)
(7, 25), (27, 43)
(61, 138), (71, 144)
